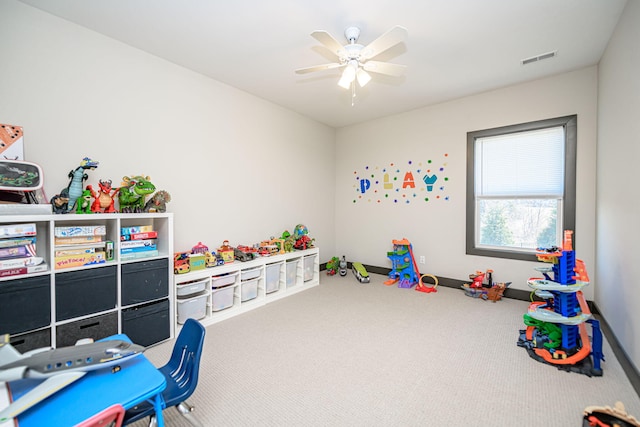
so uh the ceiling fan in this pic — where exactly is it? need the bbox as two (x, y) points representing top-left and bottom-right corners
(295, 25), (408, 91)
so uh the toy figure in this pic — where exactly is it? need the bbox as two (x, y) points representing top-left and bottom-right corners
(55, 157), (99, 213)
(339, 256), (348, 276)
(326, 257), (339, 275)
(118, 175), (155, 213)
(75, 189), (92, 214)
(50, 192), (70, 213)
(87, 179), (118, 213)
(144, 190), (171, 213)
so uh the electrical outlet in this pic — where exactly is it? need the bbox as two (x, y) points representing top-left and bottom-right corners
(419, 255), (425, 264)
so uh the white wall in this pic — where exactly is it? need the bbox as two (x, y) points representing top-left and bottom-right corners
(336, 67), (598, 299)
(597, 0), (640, 372)
(0, 0), (336, 259)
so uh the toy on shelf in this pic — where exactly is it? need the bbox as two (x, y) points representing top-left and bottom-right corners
(217, 240), (234, 263)
(326, 257), (340, 275)
(75, 189), (92, 214)
(174, 252), (191, 274)
(87, 179), (118, 213)
(281, 231), (295, 252)
(235, 245), (258, 262)
(144, 190), (171, 213)
(352, 262), (370, 283)
(384, 238), (437, 293)
(52, 157), (99, 213)
(293, 224), (314, 250)
(339, 256), (348, 277)
(118, 175), (155, 213)
(517, 230), (604, 377)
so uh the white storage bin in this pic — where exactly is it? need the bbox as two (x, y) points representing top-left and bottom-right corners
(241, 267), (261, 281)
(303, 254), (316, 282)
(176, 278), (208, 297)
(265, 263), (281, 294)
(212, 272), (238, 288)
(177, 293), (207, 324)
(211, 285), (235, 311)
(286, 259), (299, 288)
(241, 278), (258, 302)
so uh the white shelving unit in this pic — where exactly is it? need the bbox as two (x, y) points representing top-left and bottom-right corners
(0, 213), (174, 351)
(174, 247), (319, 328)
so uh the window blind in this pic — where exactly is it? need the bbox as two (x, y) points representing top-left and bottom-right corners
(475, 126), (565, 197)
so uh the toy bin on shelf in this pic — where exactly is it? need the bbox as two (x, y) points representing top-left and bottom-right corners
(265, 262), (282, 293)
(176, 278), (208, 297)
(241, 278), (259, 302)
(211, 285), (235, 311)
(303, 254), (316, 282)
(121, 299), (170, 347)
(177, 293), (208, 324)
(241, 267), (261, 281)
(286, 259), (299, 288)
(211, 272), (238, 288)
(56, 312), (118, 347)
(0, 275), (51, 335)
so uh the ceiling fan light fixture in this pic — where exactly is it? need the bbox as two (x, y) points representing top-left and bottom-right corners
(356, 68), (371, 87)
(338, 61), (357, 89)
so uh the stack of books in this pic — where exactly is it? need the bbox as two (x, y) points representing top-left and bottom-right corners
(54, 225), (110, 270)
(0, 223), (47, 277)
(120, 225), (158, 260)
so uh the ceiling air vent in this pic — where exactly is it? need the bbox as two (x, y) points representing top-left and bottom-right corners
(521, 50), (557, 65)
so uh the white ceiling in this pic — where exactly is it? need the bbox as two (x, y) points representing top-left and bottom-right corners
(18, 0), (627, 128)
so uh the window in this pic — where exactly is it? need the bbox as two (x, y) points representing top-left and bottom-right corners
(466, 115), (576, 261)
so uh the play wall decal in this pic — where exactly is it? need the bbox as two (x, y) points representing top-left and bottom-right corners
(352, 154), (450, 204)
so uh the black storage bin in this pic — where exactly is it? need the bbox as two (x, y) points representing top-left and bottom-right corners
(0, 275), (51, 334)
(56, 312), (118, 347)
(55, 265), (117, 321)
(10, 328), (51, 353)
(122, 299), (170, 347)
(121, 258), (169, 306)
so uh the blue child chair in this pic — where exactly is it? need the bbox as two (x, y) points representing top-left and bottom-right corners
(123, 318), (206, 427)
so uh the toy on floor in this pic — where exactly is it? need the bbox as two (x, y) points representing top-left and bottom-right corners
(582, 401), (640, 427)
(326, 257), (340, 275)
(467, 269), (493, 288)
(118, 175), (155, 213)
(517, 230), (604, 377)
(352, 262), (370, 283)
(53, 157), (99, 213)
(339, 256), (348, 276)
(384, 238), (437, 292)
(87, 179), (118, 213)
(461, 280), (511, 301)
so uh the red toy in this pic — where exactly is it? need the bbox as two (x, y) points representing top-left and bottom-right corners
(87, 179), (118, 213)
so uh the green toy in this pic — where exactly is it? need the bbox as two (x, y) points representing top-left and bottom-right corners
(118, 175), (156, 213)
(76, 189), (93, 214)
(523, 314), (562, 349)
(326, 257), (340, 275)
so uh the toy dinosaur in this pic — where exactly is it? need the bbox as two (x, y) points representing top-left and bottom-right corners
(143, 190), (171, 213)
(118, 175), (155, 213)
(75, 189), (92, 214)
(87, 179), (118, 213)
(56, 157), (99, 213)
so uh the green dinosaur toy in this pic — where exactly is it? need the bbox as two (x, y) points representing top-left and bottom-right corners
(118, 175), (156, 213)
(75, 189), (93, 214)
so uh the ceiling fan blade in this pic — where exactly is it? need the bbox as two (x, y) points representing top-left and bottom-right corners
(295, 63), (344, 74)
(362, 61), (407, 77)
(311, 30), (346, 58)
(361, 25), (408, 60)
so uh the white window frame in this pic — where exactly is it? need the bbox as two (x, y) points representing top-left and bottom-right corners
(466, 115), (577, 261)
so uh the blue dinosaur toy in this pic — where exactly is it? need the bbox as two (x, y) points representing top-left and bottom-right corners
(54, 157), (99, 213)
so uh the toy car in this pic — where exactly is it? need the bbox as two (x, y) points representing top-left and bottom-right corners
(174, 252), (191, 274)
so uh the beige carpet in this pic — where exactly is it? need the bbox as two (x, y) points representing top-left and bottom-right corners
(133, 273), (640, 427)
